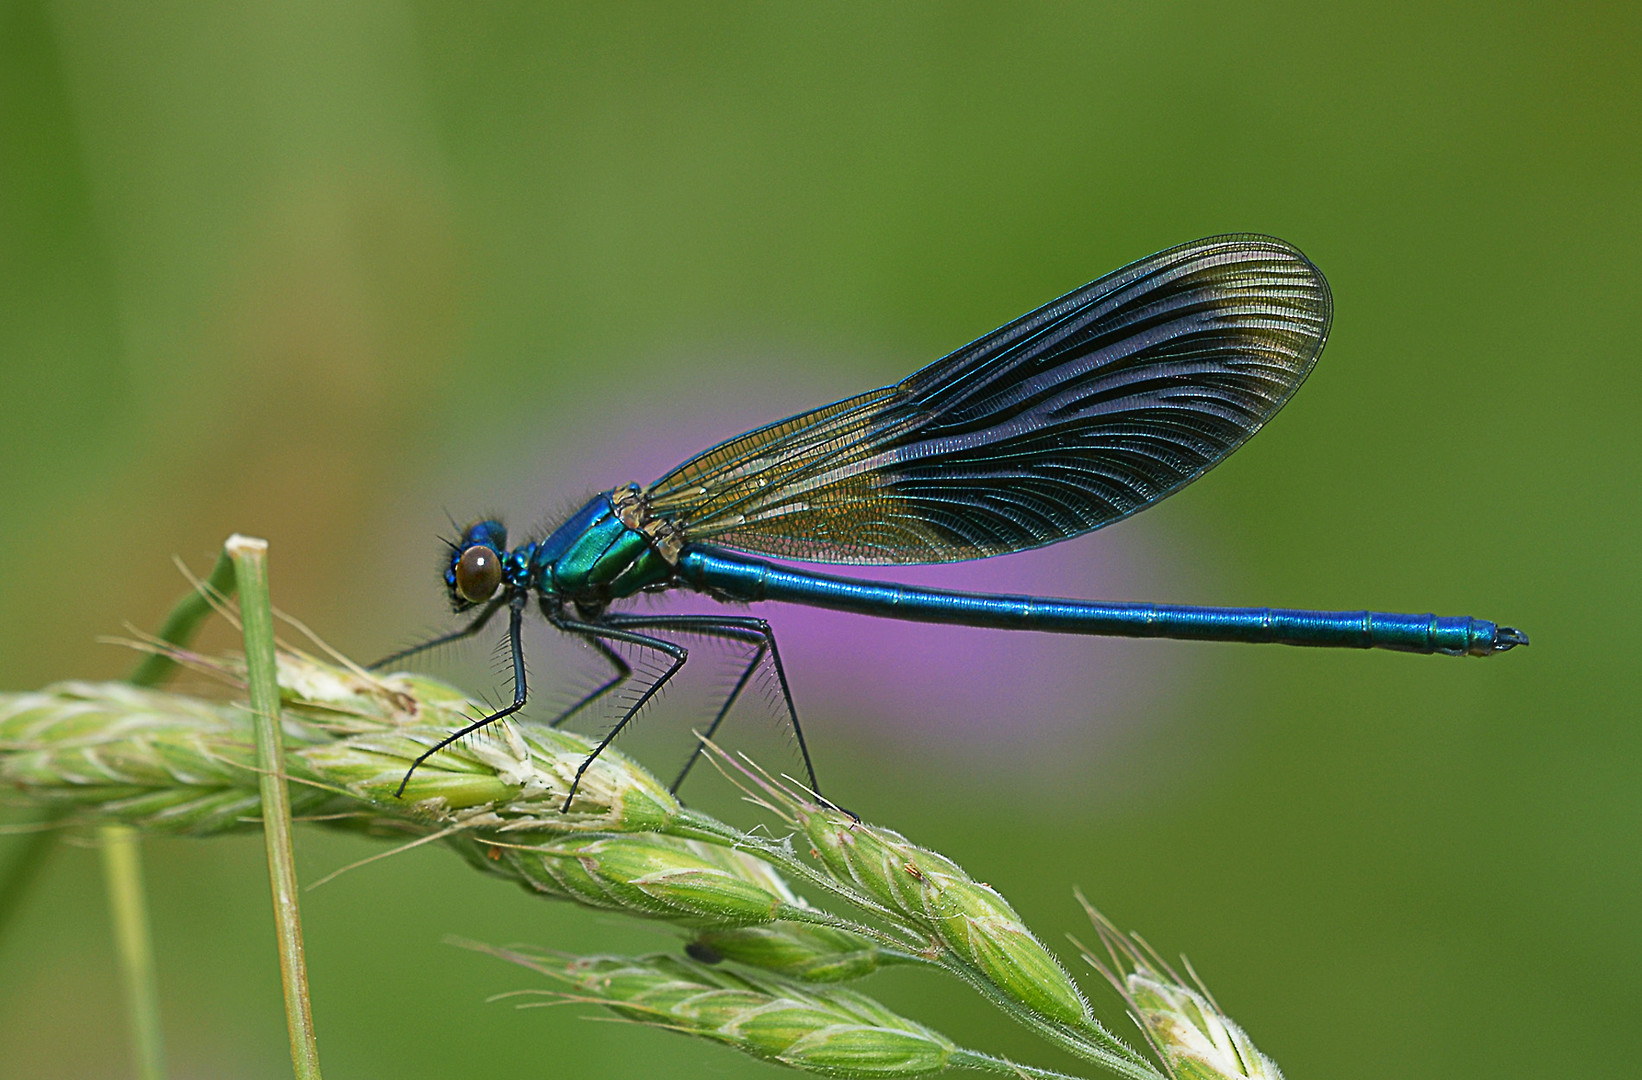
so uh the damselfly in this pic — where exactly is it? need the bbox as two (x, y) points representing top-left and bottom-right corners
(377, 235), (1526, 808)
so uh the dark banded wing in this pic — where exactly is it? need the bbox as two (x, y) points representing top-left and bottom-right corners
(646, 234), (1332, 564)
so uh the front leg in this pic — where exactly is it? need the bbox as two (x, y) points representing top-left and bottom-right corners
(394, 591), (528, 797)
(369, 596), (506, 671)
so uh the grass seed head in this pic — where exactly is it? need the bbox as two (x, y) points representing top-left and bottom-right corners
(0, 682), (337, 834)
(1078, 900), (1284, 1080)
(0, 658), (683, 838)
(688, 922), (901, 983)
(297, 719), (679, 832)
(498, 833), (790, 927)
(802, 807), (1090, 1027)
(478, 946), (956, 1077)
(1123, 970), (1283, 1080)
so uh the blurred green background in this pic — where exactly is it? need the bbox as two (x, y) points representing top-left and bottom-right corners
(2, 2), (1637, 1078)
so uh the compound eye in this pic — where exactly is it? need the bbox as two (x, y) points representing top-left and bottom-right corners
(454, 545), (503, 603)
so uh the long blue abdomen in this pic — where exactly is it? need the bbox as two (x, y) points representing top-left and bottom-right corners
(677, 547), (1523, 657)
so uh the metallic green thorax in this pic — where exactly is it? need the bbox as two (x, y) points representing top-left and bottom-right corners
(536, 488), (678, 606)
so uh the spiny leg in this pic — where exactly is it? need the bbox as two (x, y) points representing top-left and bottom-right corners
(674, 637), (764, 794)
(551, 616), (689, 812)
(394, 593), (527, 797)
(603, 614), (823, 805)
(605, 616), (766, 794)
(542, 614), (632, 729)
(369, 597), (505, 672)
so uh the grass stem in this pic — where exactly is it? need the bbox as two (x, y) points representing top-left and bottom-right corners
(227, 535), (322, 1080)
(99, 823), (166, 1080)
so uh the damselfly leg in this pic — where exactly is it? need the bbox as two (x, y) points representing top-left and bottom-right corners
(548, 615), (689, 811)
(393, 593), (528, 796)
(369, 596), (505, 672)
(542, 628), (632, 730)
(601, 614), (817, 799)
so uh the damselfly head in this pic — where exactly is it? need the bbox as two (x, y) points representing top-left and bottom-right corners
(445, 519), (508, 608)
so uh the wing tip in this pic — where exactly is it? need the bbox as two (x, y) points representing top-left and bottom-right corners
(1197, 232), (1335, 364)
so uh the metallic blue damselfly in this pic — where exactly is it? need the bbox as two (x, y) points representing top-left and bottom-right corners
(377, 235), (1526, 808)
